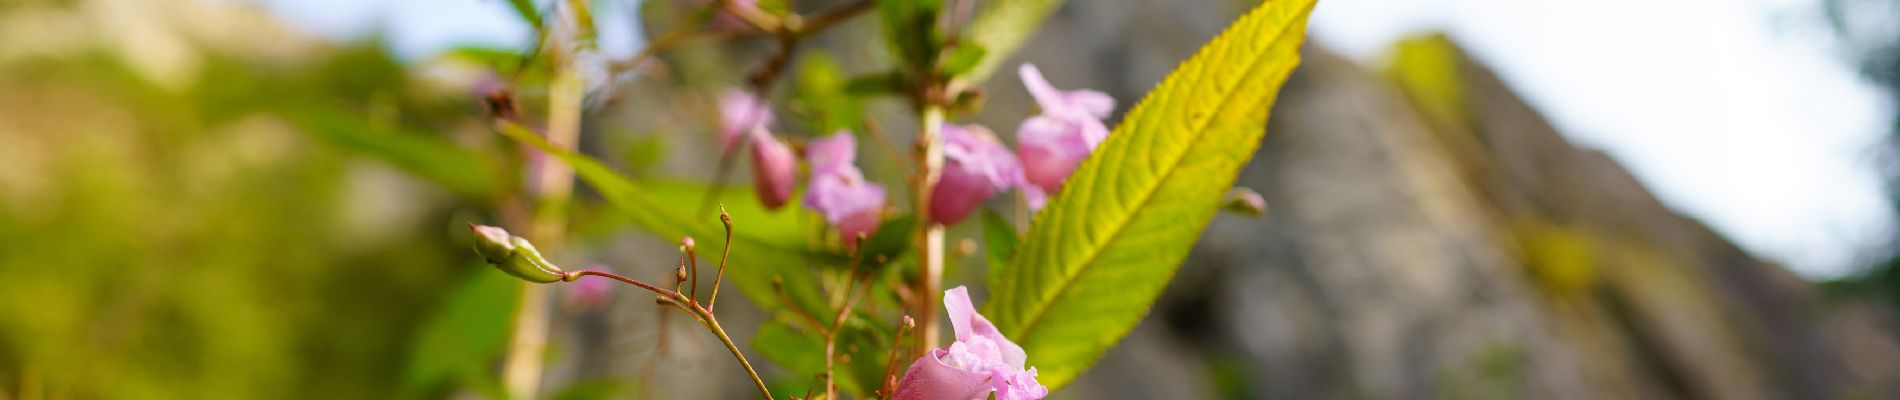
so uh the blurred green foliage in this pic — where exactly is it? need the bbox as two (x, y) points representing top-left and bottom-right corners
(0, 7), (501, 398)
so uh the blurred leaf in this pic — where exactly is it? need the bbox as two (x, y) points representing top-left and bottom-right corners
(940, 43), (987, 78)
(858, 214), (917, 268)
(876, 0), (944, 71)
(496, 124), (835, 318)
(958, 0), (1063, 83)
(754, 320), (827, 377)
(401, 267), (521, 397)
(792, 51), (863, 134)
(620, 134), (668, 173)
(754, 314), (897, 398)
(981, 208), (1017, 272)
(282, 105), (497, 198)
(984, 0), (1317, 389)
(508, 0), (544, 29)
(844, 72), (905, 97)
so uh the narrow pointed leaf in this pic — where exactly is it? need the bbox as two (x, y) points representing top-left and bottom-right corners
(984, 0), (1317, 389)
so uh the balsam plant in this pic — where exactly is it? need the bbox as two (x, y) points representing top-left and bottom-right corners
(464, 0), (1316, 398)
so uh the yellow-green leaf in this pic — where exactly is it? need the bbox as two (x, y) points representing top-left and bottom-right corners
(984, 0), (1317, 389)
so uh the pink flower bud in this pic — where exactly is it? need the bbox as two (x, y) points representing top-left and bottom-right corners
(930, 124), (1023, 225)
(804, 133), (887, 247)
(750, 132), (797, 210)
(894, 287), (1047, 400)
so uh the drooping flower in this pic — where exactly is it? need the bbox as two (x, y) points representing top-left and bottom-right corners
(718, 88), (773, 153)
(1014, 63), (1114, 209)
(894, 286), (1048, 400)
(750, 132), (797, 210)
(717, 88), (796, 209)
(930, 124), (1023, 225)
(804, 133), (886, 246)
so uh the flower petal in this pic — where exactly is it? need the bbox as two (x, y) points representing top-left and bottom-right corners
(893, 349), (994, 400)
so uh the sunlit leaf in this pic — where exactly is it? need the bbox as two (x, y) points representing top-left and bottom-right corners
(984, 0), (1317, 389)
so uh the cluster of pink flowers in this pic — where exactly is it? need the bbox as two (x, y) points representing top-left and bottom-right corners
(718, 63), (1112, 243)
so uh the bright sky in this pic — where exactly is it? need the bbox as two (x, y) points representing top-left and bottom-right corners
(251, 0), (1894, 279)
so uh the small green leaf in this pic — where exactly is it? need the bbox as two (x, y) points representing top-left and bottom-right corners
(940, 44), (988, 78)
(507, 0), (543, 30)
(958, 0), (1064, 83)
(985, 0), (1317, 389)
(876, 0), (944, 70)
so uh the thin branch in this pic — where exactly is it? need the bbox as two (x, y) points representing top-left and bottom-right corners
(709, 208), (736, 311)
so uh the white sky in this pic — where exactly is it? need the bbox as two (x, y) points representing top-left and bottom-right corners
(251, 0), (1894, 279)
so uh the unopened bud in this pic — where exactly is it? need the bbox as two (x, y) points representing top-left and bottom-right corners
(1222, 187), (1267, 217)
(751, 134), (797, 210)
(470, 224), (516, 262)
(681, 237), (697, 254)
(493, 236), (567, 283)
(901, 315), (916, 330)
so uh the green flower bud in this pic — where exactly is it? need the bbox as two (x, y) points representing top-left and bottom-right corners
(470, 224), (516, 262)
(495, 237), (567, 283)
(468, 224), (567, 283)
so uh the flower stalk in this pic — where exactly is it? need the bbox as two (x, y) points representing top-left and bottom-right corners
(914, 104), (948, 353)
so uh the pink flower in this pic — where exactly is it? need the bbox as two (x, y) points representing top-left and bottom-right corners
(750, 132), (796, 210)
(719, 88), (773, 153)
(1014, 63), (1114, 209)
(718, 88), (795, 210)
(930, 124), (1023, 225)
(894, 286), (1048, 400)
(804, 133), (886, 246)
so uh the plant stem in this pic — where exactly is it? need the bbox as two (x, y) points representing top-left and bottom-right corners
(702, 309), (774, 399)
(502, 10), (587, 397)
(568, 269), (774, 399)
(913, 105), (947, 353)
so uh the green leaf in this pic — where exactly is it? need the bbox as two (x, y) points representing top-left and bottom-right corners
(981, 208), (1018, 273)
(844, 72), (905, 97)
(858, 214), (917, 267)
(282, 105), (496, 199)
(792, 51), (863, 134)
(940, 44), (987, 78)
(958, 0), (1064, 84)
(400, 267), (521, 397)
(506, 0), (543, 30)
(984, 0), (1317, 389)
(495, 124), (835, 319)
(876, 0), (944, 70)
